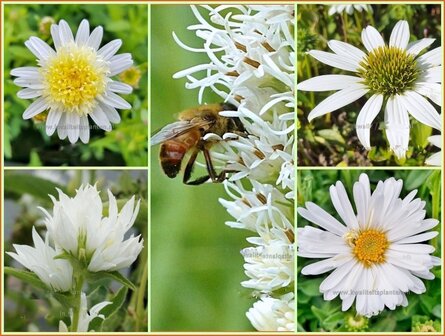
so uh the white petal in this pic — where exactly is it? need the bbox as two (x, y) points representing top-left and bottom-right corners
(418, 47), (441, 67)
(396, 231), (438, 244)
(79, 115), (90, 143)
(25, 37), (55, 60)
(389, 20), (410, 50)
(361, 25), (385, 52)
(58, 20), (74, 45)
(298, 202), (347, 236)
(50, 24), (62, 51)
(10, 66), (40, 78)
(87, 26), (103, 50)
(75, 19), (90, 45)
(421, 66), (442, 83)
(425, 151), (441, 166)
(356, 94), (383, 149)
(330, 181), (358, 230)
(22, 97), (48, 119)
(66, 113), (80, 144)
(90, 106), (112, 131)
(384, 95), (410, 159)
(428, 135), (442, 148)
(400, 91), (442, 130)
(414, 82), (442, 106)
(46, 109), (62, 136)
(307, 50), (359, 72)
(308, 85), (369, 121)
(57, 114), (67, 140)
(406, 38), (435, 56)
(109, 54), (133, 76)
(302, 254), (353, 275)
(17, 88), (42, 99)
(297, 75), (363, 92)
(97, 39), (122, 61)
(99, 103), (121, 124)
(108, 81), (133, 94)
(14, 77), (44, 89)
(328, 40), (367, 66)
(99, 92), (131, 110)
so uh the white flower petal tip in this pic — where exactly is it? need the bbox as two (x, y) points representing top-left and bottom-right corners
(7, 227), (73, 292)
(40, 184), (143, 273)
(12, 19), (134, 144)
(298, 173), (440, 317)
(302, 19), (441, 153)
(425, 135), (442, 166)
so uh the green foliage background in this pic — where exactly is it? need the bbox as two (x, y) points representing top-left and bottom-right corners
(297, 169), (442, 332)
(4, 4), (148, 166)
(151, 5), (253, 331)
(297, 4), (441, 166)
(4, 170), (148, 332)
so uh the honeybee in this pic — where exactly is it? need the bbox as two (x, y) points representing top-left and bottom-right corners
(151, 103), (246, 185)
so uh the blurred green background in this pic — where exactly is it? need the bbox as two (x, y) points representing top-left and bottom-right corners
(151, 5), (253, 331)
(4, 170), (148, 332)
(297, 169), (442, 332)
(4, 4), (148, 166)
(297, 4), (441, 166)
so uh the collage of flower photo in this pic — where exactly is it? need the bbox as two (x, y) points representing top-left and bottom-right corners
(1, 2), (443, 335)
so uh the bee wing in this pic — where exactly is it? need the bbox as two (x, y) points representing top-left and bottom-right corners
(150, 120), (212, 146)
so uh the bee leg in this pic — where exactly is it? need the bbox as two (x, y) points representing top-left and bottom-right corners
(183, 148), (203, 185)
(203, 147), (220, 182)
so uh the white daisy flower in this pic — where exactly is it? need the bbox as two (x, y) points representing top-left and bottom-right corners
(174, 5), (295, 331)
(298, 173), (440, 317)
(11, 19), (133, 144)
(328, 4), (372, 16)
(246, 293), (295, 331)
(7, 226), (73, 292)
(425, 135), (442, 166)
(39, 184), (143, 272)
(297, 20), (442, 159)
(59, 292), (111, 332)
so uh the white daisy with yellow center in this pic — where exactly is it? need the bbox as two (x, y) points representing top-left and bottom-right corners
(11, 19), (133, 143)
(297, 173), (440, 317)
(297, 20), (442, 159)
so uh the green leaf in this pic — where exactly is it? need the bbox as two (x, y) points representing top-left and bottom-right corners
(88, 271), (136, 291)
(404, 170), (432, 190)
(298, 278), (322, 297)
(4, 173), (66, 201)
(4, 266), (48, 291)
(317, 129), (345, 144)
(89, 286), (128, 332)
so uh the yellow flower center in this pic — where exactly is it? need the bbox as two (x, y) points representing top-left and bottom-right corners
(349, 229), (389, 267)
(41, 43), (109, 115)
(358, 46), (420, 96)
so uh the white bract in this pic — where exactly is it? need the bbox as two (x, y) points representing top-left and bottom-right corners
(40, 184), (143, 272)
(298, 20), (442, 159)
(298, 173), (440, 317)
(11, 19), (133, 144)
(59, 292), (111, 332)
(328, 4), (372, 16)
(7, 227), (73, 292)
(425, 135), (442, 166)
(174, 5), (295, 331)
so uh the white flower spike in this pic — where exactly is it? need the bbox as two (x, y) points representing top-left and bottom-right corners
(11, 19), (133, 144)
(298, 20), (442, 159)
(40, 184), (143, 272)
(174, 6), (295, 331)
(328, 4), (372, 16)
(7, 227), (73, 292)
(298, 173), (440, 317)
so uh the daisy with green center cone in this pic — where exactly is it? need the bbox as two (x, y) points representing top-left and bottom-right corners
(11, 19), (133, 144)
(297, 173), (440, 317)
(297, 20), (442, 160)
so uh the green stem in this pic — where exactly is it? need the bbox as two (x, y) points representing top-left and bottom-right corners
(70, 274), (85, 332)
(135, 261), (148, 331)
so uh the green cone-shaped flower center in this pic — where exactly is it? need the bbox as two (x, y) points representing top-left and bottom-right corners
(358, 46), (420, 96)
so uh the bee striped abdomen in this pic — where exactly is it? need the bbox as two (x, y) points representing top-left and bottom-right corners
(160, 141), (188, 178)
